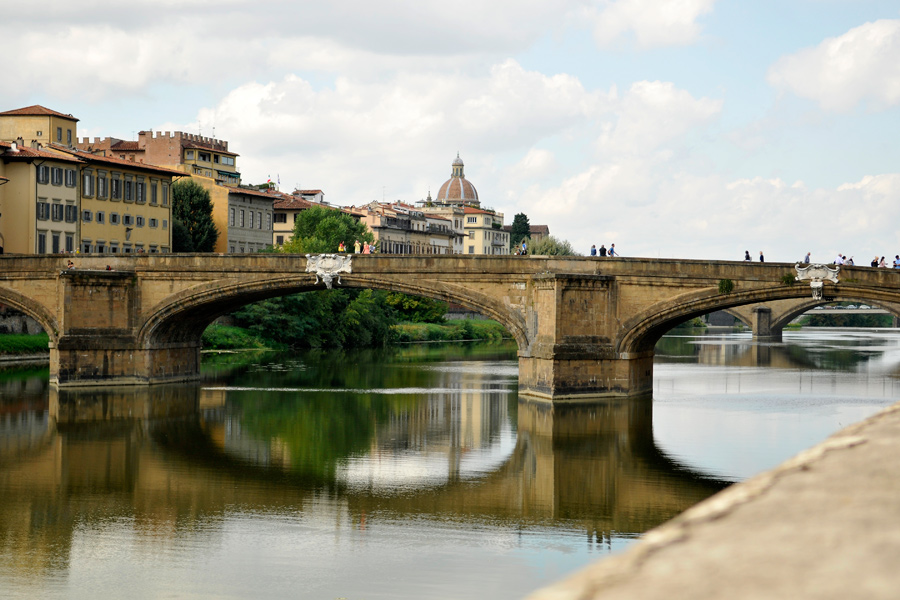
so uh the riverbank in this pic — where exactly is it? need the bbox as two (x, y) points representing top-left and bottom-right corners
(527, 399), (900, 600)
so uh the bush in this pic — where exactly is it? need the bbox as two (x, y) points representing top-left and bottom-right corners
(201, 324), (272, 350)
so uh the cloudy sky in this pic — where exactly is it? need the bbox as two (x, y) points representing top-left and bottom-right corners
(3, 0), (900, 261)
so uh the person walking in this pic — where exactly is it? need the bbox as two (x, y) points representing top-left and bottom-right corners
(354, 240), (361, 254)
(759, 251), (765, 263)
(804, 252), (811, 264)
(880, 256), (887, 268)
(608, 244), (617, 257)
(744, 251), (751, 261)
(893, 255), (900, 269)
(871, 256), (879, 267)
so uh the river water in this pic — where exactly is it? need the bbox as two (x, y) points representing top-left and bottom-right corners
(1, 329), (899, 599)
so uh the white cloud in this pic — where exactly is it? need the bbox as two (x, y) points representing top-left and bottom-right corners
(590, 0), (717, 48)
(768, 19), (900, 112)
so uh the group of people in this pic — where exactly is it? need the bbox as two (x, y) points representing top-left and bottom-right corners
(590, 244), (617, 257)
(747, 250), (900, 268)
(338, 240), (374, 254)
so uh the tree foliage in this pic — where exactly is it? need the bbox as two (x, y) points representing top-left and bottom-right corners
(171, 179), (219, 252)
(172, 219), (194, 252)
(281, 205), (373, 253)
(509, 212), (531, 249)
(528, 235), (579, 256)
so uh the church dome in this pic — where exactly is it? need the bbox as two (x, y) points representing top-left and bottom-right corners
(436, 153), (478, 204)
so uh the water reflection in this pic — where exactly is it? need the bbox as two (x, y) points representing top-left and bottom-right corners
(0, 347), (736, 599)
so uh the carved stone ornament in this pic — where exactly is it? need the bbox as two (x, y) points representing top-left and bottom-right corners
(306, 254), (352, 289)
(795, 263), (840, 300)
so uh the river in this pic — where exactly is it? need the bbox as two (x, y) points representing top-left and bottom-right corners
(1, 328), (899, 599)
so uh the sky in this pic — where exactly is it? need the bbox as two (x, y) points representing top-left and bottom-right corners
(3, 0), (900, 262)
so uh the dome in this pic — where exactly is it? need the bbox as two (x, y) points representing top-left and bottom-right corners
(436, 153), (479, 204)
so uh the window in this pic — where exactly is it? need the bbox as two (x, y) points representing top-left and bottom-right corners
(83, 171), (94, 196)
(123, 244), (132, 253)
(65, 233), (74, 253)
(276, 236), (284, 245)
(82, 210), (92, 222)
(467, 216), (477, 224)
(136, 216), (145, 227)
(230, 207), (235, 227)
(240, 209), (245, 227)
(52, 233), (60, 254)
(229, 246), (235, 253)
(51, 203), (63, 221)
(65, 169), (76, 187)
(37, 165), (50, 184)
(96, 211), (105, 224)
(468, 231), (474, 239)
(67, 129), (72, 145)
(97, 172), (108, 199)
(37, 201), (50, 220)
(37, 232), (47, 254)
(214, 155), (220, 163)
(185, 150), (194, 160)
(162, 220), (168, 229)
(96, 242), (105, 254)
(136, 180), (144, 203)
(274, 213), (286, 223)
(65, 204), (77, 222)
(150, 181), (158, 205)
(36, 130), (43, 137)
(56, 127), (62, 142)
(111, 175), (121, 200)
(124, 177), (133, 202)
(51, 167), (63, 186)
(221, 156), (235, 166)
(109, 244), (119, 253)
(468, 246), (475, 254)
(249, 211), (254, 229)
(149, 218), (158, 228)
(162, 184), (169, 206)
(198, 152), (210, 162)
(161, 246), (169, 253)
(123, 215), (133, 226)
(149, 245), (158, 253)
(266, 213), (271, 229)
(257, 212), (262, 229)
(82, 240), (92, 254)
(110, 213), (120, 225)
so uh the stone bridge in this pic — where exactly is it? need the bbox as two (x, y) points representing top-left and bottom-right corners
(2, 254), (900, 400)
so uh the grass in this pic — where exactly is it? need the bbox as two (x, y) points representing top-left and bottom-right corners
(392, 319), (511, 343)
(0, 333), (50, 355)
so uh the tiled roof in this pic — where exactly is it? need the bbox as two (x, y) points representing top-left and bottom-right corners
(0, 105), (79, 121)
(272, 197), (318, 210)
(0, 141), (85, 163)
(437, 175), (478, 202)
(463, 206), (493, 215)
(110, 141), (141, 151)
(228, 186), (277, 199)
(296, 189), (323, 195)
(424, 213), (450, 221)
(49, 146), (186, 175)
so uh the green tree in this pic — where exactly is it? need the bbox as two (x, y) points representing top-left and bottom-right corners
(282, 205), (373, 253)
(509, 213), (531, 249)
(384, 292), (447, 323)
(171, 219), (194, 252)
(172, 179), (219, 252)
(529, 235), (579, 256)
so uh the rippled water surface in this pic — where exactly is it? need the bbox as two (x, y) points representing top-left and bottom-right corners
(1, 330), (898, 599)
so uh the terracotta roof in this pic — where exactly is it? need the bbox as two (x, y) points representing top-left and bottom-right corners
(110, 141), (141, 151)
(0, 141), (85, 163)
(0, 105), (79, 121)
(48, 146), (186, 175)
(463, 206), (493, 215)
(424, 213), (450, 221)
(272, 197), (317, 210)
(296, 189), (323, 195)
(228, 186), (277, 200)
(182, 141), (239, 156)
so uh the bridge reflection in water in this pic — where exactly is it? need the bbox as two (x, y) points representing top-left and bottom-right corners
(0, 375), (730, 582)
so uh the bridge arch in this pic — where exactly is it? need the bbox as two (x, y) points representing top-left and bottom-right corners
(0, 287), (59, 343)
(619, 284), (900, 354)
(138, 273), (529, 351)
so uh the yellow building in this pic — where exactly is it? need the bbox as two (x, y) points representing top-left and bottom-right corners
(48, 148), (182, 254)
(0, 105), (79, 148)
(0, 140), (82, 254)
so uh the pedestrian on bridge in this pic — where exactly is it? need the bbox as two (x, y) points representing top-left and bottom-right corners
(590, 245), (597, 256)
(609, 244), (618, 257)
(804, 252), (811, 263)
(880, 256), (887, 268)
(759, 251), (765, 262)
(354, 240), (361, 254)
(744, 251), (751, 261)
(894, 256), (900, 269)
(599, 244), (607, 257)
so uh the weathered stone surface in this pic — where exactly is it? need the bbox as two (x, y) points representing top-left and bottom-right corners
(1, 255), (899, 396)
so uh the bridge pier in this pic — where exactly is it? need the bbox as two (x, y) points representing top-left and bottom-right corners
(518, 273), (653, 401)
(750, 306), (782, 342)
